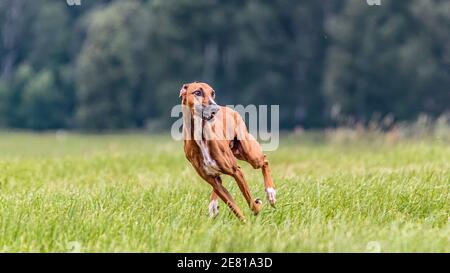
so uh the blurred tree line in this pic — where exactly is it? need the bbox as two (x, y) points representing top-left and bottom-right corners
(0, 0), (448, 130)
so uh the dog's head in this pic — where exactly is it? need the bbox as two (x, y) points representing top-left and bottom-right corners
(179, 82), (220, 121)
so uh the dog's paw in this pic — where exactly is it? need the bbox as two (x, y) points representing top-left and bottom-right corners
(265, 187), (276, 208)
(252, 198), (263, 215)
(208, 199), (219, 218)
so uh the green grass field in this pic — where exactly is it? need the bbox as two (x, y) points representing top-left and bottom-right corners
(0, 132), (448, 252)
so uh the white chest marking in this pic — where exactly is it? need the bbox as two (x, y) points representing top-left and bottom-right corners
(196, 140), (220, 176)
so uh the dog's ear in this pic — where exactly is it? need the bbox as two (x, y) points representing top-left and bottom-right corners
(179, 84), (188, 98)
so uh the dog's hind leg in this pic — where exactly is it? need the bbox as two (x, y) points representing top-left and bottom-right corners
(208, 191), (219, 218)
(261, 155), (276, 207)
(231, 166), (262, 215)
(233, 138), (277, 207)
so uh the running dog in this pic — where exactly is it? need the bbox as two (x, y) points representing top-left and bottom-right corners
(179, 82), (276, 221)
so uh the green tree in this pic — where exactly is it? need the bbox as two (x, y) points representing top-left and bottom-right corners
(144, 0), (338, 128)
(0, 64), (64, 129)
(1, 0), (448, 130)
(232, 0), (339, 128)
(0, 82), (9, 126)
(2, 64), (34, 127)
(323, 0), (450, 124)
(26, 1), (70, 70)
(76, 0), (150, 130)
(19, 69), (64, 130)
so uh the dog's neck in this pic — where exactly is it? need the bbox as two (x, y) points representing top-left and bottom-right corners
(182, 105), (215, 142)
(182, 105), (220, 175)
(181, 105), (194, 140)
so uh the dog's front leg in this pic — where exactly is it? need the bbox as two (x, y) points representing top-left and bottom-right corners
(209, 176), (246, 221)
(208, 191), (219, 218)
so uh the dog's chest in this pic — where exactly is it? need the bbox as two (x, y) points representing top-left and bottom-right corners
(196, 140), (220, 176)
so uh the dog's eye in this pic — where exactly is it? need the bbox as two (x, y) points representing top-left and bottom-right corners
(193, 90), (202, 96)
(211, 91), (215, 98)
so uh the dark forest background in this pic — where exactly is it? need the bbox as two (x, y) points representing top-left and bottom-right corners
(0, 0), (449, 131)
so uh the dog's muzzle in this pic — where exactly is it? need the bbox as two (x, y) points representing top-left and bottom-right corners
(195, 104), (220, 121)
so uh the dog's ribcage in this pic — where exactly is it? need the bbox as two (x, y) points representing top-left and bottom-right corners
(196, 139), (220, 176)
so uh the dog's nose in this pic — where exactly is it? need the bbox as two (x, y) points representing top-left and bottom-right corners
(209, 104), (220, 114)
(209, 97), (218, 106)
